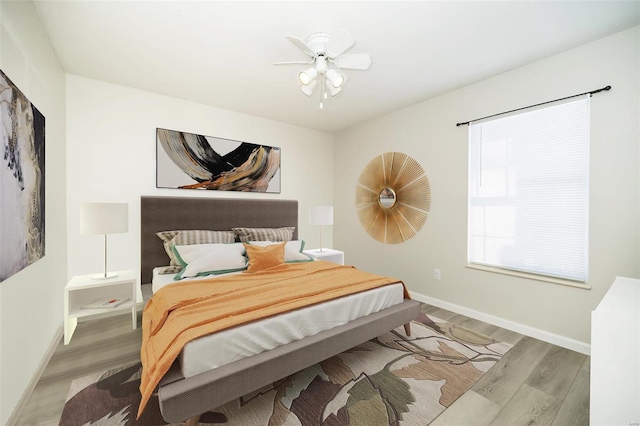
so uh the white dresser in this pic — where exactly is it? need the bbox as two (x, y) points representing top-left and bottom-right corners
(590, 276), (639, 425)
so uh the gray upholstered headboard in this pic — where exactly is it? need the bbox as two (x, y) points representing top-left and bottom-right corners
(140, 196), (298, 284)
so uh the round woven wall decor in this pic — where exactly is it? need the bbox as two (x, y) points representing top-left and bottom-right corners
(355, 152), (431, 244)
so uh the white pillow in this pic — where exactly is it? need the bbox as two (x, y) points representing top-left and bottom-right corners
(247, 240), (313, 263)
(172, 243), (247, 279)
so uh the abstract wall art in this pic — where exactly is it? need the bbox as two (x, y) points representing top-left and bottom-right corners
(156, 128), (281, 193)
(0, 69), (46, 282)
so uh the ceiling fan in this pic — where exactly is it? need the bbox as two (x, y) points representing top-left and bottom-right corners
(274, 29), (372, 108)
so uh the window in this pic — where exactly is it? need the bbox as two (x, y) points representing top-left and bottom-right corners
(467, 97), (590, 283)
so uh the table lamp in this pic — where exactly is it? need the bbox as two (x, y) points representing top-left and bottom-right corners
(80, 202), (128, 279)
(309, 206), (333, 253)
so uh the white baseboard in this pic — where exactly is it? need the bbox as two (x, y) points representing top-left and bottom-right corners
(410, 291), (590, 355)
(6, 325), (64, 426)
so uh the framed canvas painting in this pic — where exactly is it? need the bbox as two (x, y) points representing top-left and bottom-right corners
(156, 128), (281, 193)
(0, 69), (46, 282)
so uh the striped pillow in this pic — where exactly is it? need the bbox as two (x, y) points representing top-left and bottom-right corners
(156, 265), (183, 275)
(232, 227), (295, 243)
(156, 230), (236, 269)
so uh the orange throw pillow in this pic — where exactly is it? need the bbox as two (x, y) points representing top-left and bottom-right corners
(244, 242), (286, 273)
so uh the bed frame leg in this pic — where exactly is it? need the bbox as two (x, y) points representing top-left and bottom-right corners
(184, 414), (201, 426)
(404, 323), (411, 336)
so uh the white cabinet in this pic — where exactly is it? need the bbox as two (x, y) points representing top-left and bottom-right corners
(590, 276), (640, 425)
(303, 248), (344, 265)
(64, 270), (138, 345)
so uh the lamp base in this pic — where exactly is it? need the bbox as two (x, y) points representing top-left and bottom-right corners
(92, 272), (118, 280)
(316, 248), (327, 253)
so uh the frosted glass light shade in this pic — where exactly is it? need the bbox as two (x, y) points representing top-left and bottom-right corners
(309, 206), (333, 226)
(80, 203), (128, 235)
(299, 67), (317, 85)
(326, 69), (344, 88)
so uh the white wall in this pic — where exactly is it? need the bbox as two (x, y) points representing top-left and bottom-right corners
(66, 75), (334, 279)
(0, 2), (67, 424)
(334, 26), (639, 347)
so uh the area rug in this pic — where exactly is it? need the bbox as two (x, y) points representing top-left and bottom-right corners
(59, 313), (512, 425)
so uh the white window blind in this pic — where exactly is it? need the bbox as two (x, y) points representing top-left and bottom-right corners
(468, 96), (590, 282)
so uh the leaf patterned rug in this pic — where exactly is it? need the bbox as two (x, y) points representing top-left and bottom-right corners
(59, 313), (512, 425)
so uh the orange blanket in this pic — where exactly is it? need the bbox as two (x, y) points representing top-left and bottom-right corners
(138, 261), (408, 417)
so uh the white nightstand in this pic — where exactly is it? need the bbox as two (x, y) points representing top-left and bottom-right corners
(64, 270), (138, 345)
(303, 248), (344, 265)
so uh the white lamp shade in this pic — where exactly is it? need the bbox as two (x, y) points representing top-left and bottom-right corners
(80, 203), (128, 235)
(299, 67), (318, 85)
(300, 78), (317, 97)
(309, 206), (333, 226)
(326, 69), (345, 88)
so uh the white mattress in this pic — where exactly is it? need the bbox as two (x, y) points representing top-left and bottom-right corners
(151, 267), (405, 378)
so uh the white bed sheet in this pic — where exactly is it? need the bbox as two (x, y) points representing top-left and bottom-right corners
(152, 267), (243, 293)
(151, 267), (405, 378)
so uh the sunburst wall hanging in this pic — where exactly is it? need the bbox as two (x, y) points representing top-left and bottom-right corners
(355, 152), (431, 244)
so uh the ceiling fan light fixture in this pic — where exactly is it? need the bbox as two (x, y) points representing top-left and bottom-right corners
(277, 30), (370, 108)
(298, 67), (317, 85)
(327, 82), (343, 97)
(300, 79), (317, 96)
(326, 68), (345, 88)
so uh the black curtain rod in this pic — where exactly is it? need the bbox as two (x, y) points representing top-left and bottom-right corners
(456, 85), (611, 127)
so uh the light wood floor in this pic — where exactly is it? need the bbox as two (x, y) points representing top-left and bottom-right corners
(16, 290), (590, 425)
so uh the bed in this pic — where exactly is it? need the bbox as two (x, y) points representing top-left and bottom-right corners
(140, 196), (421, 424)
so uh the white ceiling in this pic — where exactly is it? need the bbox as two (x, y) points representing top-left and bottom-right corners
(34, 1), (640, 133)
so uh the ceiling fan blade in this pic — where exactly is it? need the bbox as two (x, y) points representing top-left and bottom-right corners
(286, 35), (316, 57)
(327, 29), (355, 58)
(273, 60), (314, 65)
(334, 53), (372, 70)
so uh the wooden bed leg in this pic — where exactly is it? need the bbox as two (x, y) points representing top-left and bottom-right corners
(184, 414), (201, 426)
(404, 323), (411, 336)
